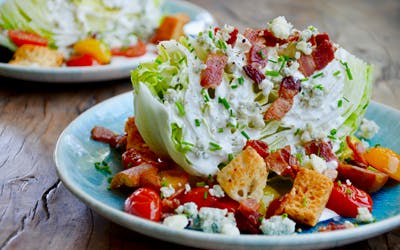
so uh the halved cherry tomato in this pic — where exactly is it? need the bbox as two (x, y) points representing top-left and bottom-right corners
(326, 182), (373, 218)
(124, 187), (162, 222)
(66, 54), (99, 67)
(111, 40), (147, 58)
(180, 187), (239, 213)
(364, 147), (400, 181)
(8, 30), (48, 47)
(73, 39), (111, 64)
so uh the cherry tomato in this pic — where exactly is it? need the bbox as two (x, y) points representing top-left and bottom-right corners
(73, 39), (111, 64)
(8, 30), (49, 47)
(66, 54), (99, 67)
(124, 187), (162, 222)
(364, 147), (400, 181)
(111, 40), (147, 58)
(326, 182), (373, 218)
(180, 187), (239, 213)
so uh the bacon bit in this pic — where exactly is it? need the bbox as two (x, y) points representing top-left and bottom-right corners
(200, 53), (228, 88)
(298, 54), (316, 77)
(122, 147), (167, 169)
(263, 29), (287, 47)
(345, 136), (368, 167)
(244, 140), (269, 158)
(91, 126), (126, 149)
(243, 64), (265, 84)
(243, 28), (266, 46)
(264, 76), (301, 120)
(279, 76), (301, 99)
(265, 195), (288, 219)
(124, 117), (146, 150)
(235, 198), (263, 234)
(161, 188), (186, 213)
(110, 163), (159, 189)
(248, 44), (268, 68)
(264, 145), (300, 179)
(304, 139), (339, 163)
(312, 33), (336, 70)
(227, 28), (239, 46)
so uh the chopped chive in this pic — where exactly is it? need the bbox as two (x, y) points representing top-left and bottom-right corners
(218, 97), (230, 109)
(155, 58), (162, 65)
(343, 96), (350, 102)
(333, 70), (341, 76)
(196, 181), (206, 187)
(338, 99), (343, 107)
(363, 102), (369, 109)
(217, 128), (224, 133)
(175, 101), (185, 116)
(330, 129), (337, 135)
(201, 88), (210, 102)
(257, 50), (266, 59)
(209, 142), (222, 151)
(203, 191), (208, 199)
(208, 30), (213, 39)
(228, 153), (234, 161)
(278, 56), (288, 72)
(241, 130), (250, 140)
(195, 119), (201, 127)
(268, 59), (278, 63)
(340, 60), (353, 80)
(327, 135), (336, 140)
(345, 188), (352, 195)
(281, 213), (288, 219)
(265, 70), (280, 77)
(337, 180), (342, 186)
(229, 109), (235, 117)
(217, 39), (227, 49)
(94, 161), (112, 175)
(314, 84), (324, 90)
(237, 76), (245, 85)
(178, 56), (186, 64)
(302, 197), (307, 207)
(300, 77), (309, 82)
(312, 72), (324, 79)
(190, 48), (195, 53)
(294, 128), (301, 136)
(231, 84), (238, 89)
(182, 141), (194, 147)
(296, 153), (303, 165)
(107, 177), (113, 183)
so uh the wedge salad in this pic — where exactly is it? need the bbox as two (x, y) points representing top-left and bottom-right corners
(91, 17), (400, 235)
(0, 0), (189, 67)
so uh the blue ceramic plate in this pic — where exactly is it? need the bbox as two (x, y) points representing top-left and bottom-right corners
(0, 0), (214, 83)
(54, 92), (400, 250)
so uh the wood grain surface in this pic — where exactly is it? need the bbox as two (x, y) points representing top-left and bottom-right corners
(0, 0), (399, 249)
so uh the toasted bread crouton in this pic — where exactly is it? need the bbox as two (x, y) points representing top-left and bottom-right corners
(151, 13), (190, 44)
(217, 147), (268, 202)
(9, 44), (63, 67)
(284, 168), (333, 226)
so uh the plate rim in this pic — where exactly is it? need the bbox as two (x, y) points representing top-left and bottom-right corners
(53, 91), (400, 249)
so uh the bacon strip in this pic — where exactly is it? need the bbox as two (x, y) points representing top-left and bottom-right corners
(244, 140), (269, 158)
(263, 29), (287, 47)
(264, 145), (300, 179)
(243, 64), (265, 84)
(304, 139), (338, 163)
(248, 44), (268, 68)
(264, 76), (301, 120)
(91, 126), (126, 149)
(235, 198), (262, 234)
(200, 53), (228, 88)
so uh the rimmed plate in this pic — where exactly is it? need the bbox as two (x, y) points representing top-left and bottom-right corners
(0, 0), (214, 83)
(54, 92), (400, 250)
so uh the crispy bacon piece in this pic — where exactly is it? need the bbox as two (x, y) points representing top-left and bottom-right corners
(312, 33), (335, 70)
(304, 139), (338, 163)
(264, 145), (300, 179)
(227, 27), (239, 46)
(200, 53), (228, 88)
(110, 163), (159, 189)
(122, 147), (167, 169)
(91, 126), (126, 149)
(235, 198), (263, 234)
(244, 140), (269, 158)
(263, 29), (287, 47)
(243, 28), (266, 46)
(265, 195), (288, 219)
(125, 117), (146, 150)
(248, 44), (268, 68)
(298, 54), (316, 77)
(243, 64), (265, 84)
(264, 76), (300, 120)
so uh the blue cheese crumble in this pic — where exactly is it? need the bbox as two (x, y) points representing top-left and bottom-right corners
(260, 215), (296, 235)
(356, 207), (374, 223)
(358, 118), (379, 139)
(198, 207), (239, 235)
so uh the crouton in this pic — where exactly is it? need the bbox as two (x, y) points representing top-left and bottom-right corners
(283, 168), (333, 226)
(9, 44), (63, 67)
(217, 147), (268, 202)
(150, 13), (190, 44)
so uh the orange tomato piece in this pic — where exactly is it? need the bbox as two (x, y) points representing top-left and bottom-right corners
(73, 39), (111, 64)
(364, 147), (400, 181)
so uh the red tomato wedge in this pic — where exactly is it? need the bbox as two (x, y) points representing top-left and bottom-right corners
(111, 40), (147, 57)
(66, 54), (100, 67)
(124, 187), (162, 222)
(8, 30), (48, 47)
(326, 182), (373, 218)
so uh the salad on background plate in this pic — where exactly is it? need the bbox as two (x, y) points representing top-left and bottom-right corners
(87, 16), (400, 237)
(0, 0), (215, 82)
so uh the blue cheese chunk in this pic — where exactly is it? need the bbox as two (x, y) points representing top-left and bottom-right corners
(260, 215), (296, 235)
(198, 207), (239, 234)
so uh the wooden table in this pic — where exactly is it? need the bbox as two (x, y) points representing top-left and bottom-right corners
(1, 0), (399, 249)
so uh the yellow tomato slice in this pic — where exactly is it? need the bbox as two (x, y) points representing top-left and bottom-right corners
(364, 147), (400, 181)
(73, 39), (111, 64)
